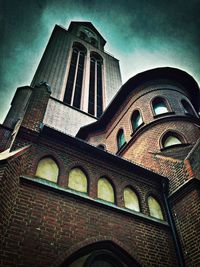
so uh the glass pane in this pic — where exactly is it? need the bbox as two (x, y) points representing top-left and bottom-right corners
(124, 188), (140, 212)
(118, 130), (125, 149)
(98, 178), (115, 203)
(88, 59), (95, 115)
(132, 111), (142, 130)
(164, 136), (182, 148)
(36, 157), (59, 183)
(153, 99), (168, 115)
(68, 168), (87, 193)
(148, 196), (163, 220)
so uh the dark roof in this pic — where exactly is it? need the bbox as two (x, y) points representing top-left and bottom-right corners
(68, 21), (106, 45)
(77, 67), (200, 139)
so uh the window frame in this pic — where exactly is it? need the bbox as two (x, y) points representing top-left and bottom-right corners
(181, 99), (197, 117)
(160, 130), (186, 150)
(116, 128), (126, 151)
(147, 194), (164, 220)
(131, 109), (144, 133)
(123, 186), (141, 212)
(97, 177), (116, 204)
(64, 42), (87, 109)
(151, 96), (172, 117)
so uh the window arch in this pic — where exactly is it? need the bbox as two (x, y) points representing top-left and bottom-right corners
(64, 42), (86, 109)
(117, 129), (126, 150)
(68, 167), (88, 193)
(161, 131), (183, 148)
(97, 177), (115, 203)
(35, 157), (59, 183)
(152, 97), (169, 115)
(88, 52), (103, 117)
(123, 187), (140, 212)
(148, 196), (163, 220)
(181, 99), (195, 116)
(131, 110), (143, 131)
(97, 144), (106, 150)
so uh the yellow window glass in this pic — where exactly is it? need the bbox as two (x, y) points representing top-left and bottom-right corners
(68, 168), (87, 193)
(36, 157), (59, 183)
(98, 178), (115, 203)
(124, 187), (140, 212)
(148, 196), (163, 220)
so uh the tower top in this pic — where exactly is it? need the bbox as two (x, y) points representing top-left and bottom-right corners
(68, 21), (106, 49)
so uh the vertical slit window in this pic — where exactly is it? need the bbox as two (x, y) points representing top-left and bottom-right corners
(88, 53), (103, 117)
(64, 43), (86, 109)
(88, 59), (95, 115)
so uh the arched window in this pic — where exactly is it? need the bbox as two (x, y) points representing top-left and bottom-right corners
(131, 110), (143, 131)
(68, 167), (88, 193)
(88, 52), (103, 117)
(97, 144), (106, 150)
(148, 196), (163, 220)
(152, 97), (169, 115)
(35, 157), (59, 183)
(124, 187), (140, 212)
(181, 99), (195, 116)
(117, 129), (126, 150)
(97, 177), (115, 203)
(162, 131), (183, 148)
(64, 43), (86, 109)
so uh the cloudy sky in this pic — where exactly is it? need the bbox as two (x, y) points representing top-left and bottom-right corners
(0, 0), (199, 123)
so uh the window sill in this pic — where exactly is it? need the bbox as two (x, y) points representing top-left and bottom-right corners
(116, 142), (127, 154)
(153, 111), (175, 119)
(160, 143), (190, 152)
(131, 122), (145, 137)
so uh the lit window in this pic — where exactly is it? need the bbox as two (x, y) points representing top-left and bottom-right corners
(152, 97), (169, 115)
(88, 53), (103, 117)
(64, 43), (86, 109)
(97, 178), (115, 203)
(162, 131), (183, 148)
(117, 129), (126, 150)
(181, 99), (195, 116)
(68, 168), (88, 193)
(35, 157), (59, 183)
(124, 187), (140, 212)
(131, 110), (143, 131)
(148, 196), (163, 220)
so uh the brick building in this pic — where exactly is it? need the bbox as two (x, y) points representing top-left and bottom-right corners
(0, 21), (200, 267)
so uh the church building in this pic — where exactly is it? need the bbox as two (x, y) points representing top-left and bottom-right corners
(0, 21), (200, 267)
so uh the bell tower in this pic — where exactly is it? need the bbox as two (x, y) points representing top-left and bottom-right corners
(29, 21), (122, 135)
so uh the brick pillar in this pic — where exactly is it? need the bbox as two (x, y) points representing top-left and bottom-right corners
(22, 82), (51, 132)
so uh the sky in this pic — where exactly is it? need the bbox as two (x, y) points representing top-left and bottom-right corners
(0, 0), (200, 123)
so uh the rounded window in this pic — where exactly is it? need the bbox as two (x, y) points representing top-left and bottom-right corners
(97, 178), (115, 203)
(124, 187), (140, 212)
(152, 97), (169, 115)
(68, 168), (88, 193)
(162, 131), (184, 148)
(35, 157), (59, 183)
(117, 129), (126, 150)
(148, 196), (163, 220)
(181, 99), (195, 116)
(131, 110), (143, 131)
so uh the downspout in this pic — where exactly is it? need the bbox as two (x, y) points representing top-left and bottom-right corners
(162, 179), (185, 267)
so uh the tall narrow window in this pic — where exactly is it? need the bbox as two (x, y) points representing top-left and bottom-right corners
(181, 99), (195, 116)
(88, 53), (103, 117)
(131, 110), (143, 131)
(152, 97), (169, 115)
(97, 177), (115, 203)
(68, 167), (88, 193)
(148, 196), (164, 220)
(124, 187), (140, 212)
(64, 43), (86, 109)
(35, 157), (59, 183)
(117, 129), (126, 150)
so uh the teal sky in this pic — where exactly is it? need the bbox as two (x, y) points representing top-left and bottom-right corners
(0, 0), (200, 123)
